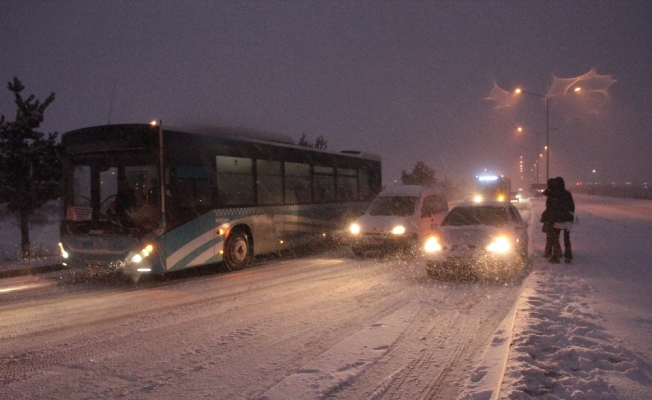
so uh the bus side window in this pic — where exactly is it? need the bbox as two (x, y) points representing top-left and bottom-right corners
(216, 156), (254, 206)
(359, 169), (370, 201)
(285, 162), (311, 204)
(337, 168), (358, 202)
(257, 159), (283, 205)
(176, 166), (212, 209)
(314, 166), (335, 203)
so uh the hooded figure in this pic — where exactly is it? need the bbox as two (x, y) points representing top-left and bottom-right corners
(547, 176), (575, 263)
(541, 178), (557, 259)
(550, 177), (575, 223)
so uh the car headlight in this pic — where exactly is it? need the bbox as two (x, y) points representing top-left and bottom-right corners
(350, 223), (361, 235)
(473, 195), (483, 203)
(486, 236), (510, 253)
(391, 225), (406, 235)
(424, 237), (442, 252)
(131, 244), (154, 263)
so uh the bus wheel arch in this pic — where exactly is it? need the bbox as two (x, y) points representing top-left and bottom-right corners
(223, 225), (254, 271)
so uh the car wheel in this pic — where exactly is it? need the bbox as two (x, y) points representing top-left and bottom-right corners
(224, 230), (252, 271)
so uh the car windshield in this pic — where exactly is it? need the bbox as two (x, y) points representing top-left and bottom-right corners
(442, 206), (509, 226)
(367, 196), (418, 216)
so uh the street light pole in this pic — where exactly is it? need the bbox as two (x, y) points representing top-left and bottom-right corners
(515, 88), (550, 181)
(545, 97), (550, 182)
(518, 125), (541, 184)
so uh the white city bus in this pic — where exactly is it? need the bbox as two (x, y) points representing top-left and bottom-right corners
(59, 123), (381, 278)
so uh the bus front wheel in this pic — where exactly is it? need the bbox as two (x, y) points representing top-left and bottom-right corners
(224, 230), (252, 271)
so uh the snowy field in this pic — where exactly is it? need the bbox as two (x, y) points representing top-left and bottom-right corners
(1, 194), (651, 398)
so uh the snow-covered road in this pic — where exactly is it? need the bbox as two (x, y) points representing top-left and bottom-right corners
(0, 246), (525, 399)
(1, 194), (651, 399)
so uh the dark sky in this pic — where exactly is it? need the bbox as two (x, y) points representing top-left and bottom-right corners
(2, 1), (651, 188)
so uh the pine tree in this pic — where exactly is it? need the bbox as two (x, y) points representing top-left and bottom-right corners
(297, 133), (328, 150)
(401, 161), (437, 185)
(0, 77), (60, 259)
(314, 135), (328, 150)
(298, 133), (312, 147)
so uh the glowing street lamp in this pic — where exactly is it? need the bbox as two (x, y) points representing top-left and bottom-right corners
(514, 86), (581, 181)
(515, 88), (551, 181)
(517, 125), (542, 184)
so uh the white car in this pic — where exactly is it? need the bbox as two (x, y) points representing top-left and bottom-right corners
(349, 185), (448, 256)
(423, 200), (529, 279)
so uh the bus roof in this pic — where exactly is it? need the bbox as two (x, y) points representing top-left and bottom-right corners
(63, 123), (381, 162)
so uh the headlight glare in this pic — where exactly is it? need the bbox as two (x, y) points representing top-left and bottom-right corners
(131, 244), (155, 263)
(424, 237), (442, 252)
(350, 223), (361, 235)
(392, 225), (406, 235)
(487, 236), (511, 253)
(58, 242), (69, 259)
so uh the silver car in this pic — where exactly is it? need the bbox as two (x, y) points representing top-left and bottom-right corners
(349, 185), (448, 256)
(423, 200), (529, 280)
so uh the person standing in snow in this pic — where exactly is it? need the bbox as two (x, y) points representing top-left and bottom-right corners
(540, 178), (557, 259)
(548, 176), (575, 263)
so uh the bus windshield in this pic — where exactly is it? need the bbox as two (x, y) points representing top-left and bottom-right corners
(65, 151), (161, 235)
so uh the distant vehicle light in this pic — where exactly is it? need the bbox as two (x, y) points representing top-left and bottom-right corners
(392, 225), (406, 235)
(350, 223), (361, 235)
(497, 195), (506, 202)
(487, 236), (511, 253)
(473, 195), (483, 203)
(424, 237), (442, 252)
(478, 175), (499, 181)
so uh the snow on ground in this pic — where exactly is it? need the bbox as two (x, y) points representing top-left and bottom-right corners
(463, 194), (652, 399)
(2, 194), (652, 399)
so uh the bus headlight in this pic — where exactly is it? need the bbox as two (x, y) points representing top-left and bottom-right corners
(391, 225), (406, 235)
(350, 223), (361, 235)
(131, 244), (155, 263)
(424, 237), (442, 252)
(487, 236), (510, 253)
(58, 242), (69, 259)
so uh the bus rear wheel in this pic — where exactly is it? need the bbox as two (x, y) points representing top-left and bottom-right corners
(224, 230), (252, 271)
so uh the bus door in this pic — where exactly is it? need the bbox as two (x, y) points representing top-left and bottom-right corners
(163, 165), (217, 271)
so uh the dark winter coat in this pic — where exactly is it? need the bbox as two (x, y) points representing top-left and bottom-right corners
(540, 178), (557, 224)
(548, 177), (575, 223)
